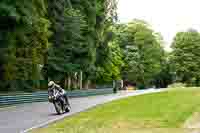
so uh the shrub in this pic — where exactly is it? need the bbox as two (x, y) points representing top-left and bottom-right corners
(168, 82), (186, 88)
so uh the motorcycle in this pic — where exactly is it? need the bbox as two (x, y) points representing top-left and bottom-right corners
(48, 88), (70, 115)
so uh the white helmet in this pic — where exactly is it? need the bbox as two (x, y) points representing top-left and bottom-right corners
(48, 81), (55, 87)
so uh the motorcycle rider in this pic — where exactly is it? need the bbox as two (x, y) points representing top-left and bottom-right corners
(48, 81), (70, 108)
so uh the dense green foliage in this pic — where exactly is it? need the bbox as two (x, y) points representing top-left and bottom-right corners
(153, 52), (174, 88)
(1, 0), (199, 92)
(171, 29), (200, 86)
(113, 20), (165, 88)
(0, 0), (120, 91)
(0, 0), (50, 91)
(46, 0), (119, 89)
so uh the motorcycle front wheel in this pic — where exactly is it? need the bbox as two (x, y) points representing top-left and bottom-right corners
(65, 105), (70, 112)
(54, 101), (63, 115)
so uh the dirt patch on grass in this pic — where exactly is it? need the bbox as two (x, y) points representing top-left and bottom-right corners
(113, 121), (134, 129)
(111, 119), (200, 133)
(112, 119), (169, 129)
(183, 112), (200, 129)
(111, 128), (199, 133)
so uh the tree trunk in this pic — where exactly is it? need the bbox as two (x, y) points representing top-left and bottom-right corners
(79, 71), (82, 90)
(67, 75), (71, 90)
(74, 72), (77, 89)
(85, 80), (90, 89)
(64, 74), (67, 89)
(71, 72), (77, 89)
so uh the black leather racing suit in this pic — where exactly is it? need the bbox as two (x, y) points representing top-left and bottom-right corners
(48, 84), (70, 106)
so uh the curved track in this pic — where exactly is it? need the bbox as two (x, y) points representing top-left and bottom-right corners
(0, 89), (163, 133)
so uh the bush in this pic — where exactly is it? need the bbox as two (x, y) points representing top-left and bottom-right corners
(40, 80), (48, 90)
(0, 80), (9, 92)
(137, 84), (146, 90)
(168, 82), (186, 88)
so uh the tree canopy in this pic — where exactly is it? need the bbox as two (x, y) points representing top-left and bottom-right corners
(113, 20), (164, 88)
(171, 29), (200, 86)
(0, 0), (120, 91)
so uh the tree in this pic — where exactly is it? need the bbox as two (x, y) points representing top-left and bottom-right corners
(171, 29), (200, 86)
(95, 39), (123, 84)
(113, 19), (164, 89)
(0, 0), (50, 91)
(0, 0), (119, 91)
(153, 52), (174, 88)
(93, 0), (119, 85)
(46, 0), (119, 89)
